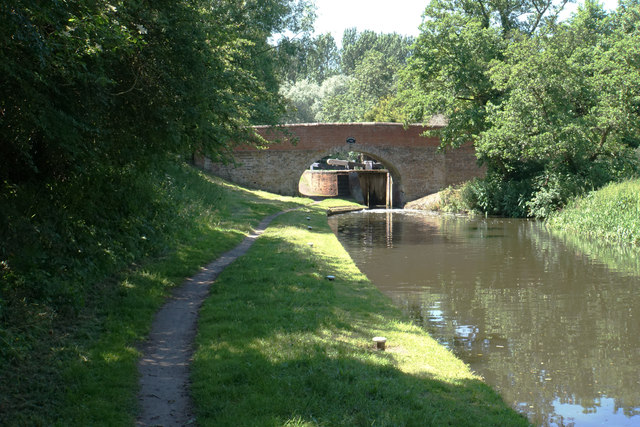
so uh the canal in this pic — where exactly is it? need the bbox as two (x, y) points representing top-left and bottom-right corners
(328, 210), (640, 426)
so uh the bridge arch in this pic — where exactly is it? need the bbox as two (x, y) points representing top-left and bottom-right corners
(196, 123), (484, 206)
(297, 146), (405, 207)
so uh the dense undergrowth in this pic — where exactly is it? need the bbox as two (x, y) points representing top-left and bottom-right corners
(433, 165), (638, 219)
(0, 161), (307, 424)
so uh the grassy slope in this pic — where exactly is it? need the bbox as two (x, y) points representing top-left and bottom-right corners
(1, 164), (309, 425)
(192, 201), (529, 426)
(547, 179), (640, 245)
(2, 163), (527, 425)
(546, 179), (640, 276)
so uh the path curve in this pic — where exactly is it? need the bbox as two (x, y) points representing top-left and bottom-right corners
(136, 209), (294, 426)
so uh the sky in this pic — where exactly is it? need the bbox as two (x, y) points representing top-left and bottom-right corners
(312, 0), (621, 43)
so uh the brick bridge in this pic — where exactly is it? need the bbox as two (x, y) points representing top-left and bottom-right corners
(197, 123), (484, 206)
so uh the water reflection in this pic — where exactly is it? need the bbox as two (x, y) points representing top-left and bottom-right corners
(329, 210), (640, 426)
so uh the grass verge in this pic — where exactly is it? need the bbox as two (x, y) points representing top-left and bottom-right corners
(3, 163), (526, 425)
(192, 200), (529, 426)
(1, 163), (309, 425)
(547, 179), (640, 245)
(546, 179), (640, 276)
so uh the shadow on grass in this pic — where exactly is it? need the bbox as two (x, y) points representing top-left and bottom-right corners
(195, 349), (518, 426)
(192, 209), (529, 426)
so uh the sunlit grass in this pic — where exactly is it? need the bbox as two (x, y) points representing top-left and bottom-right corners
(547, 179), (640, 275)
(548, 179), (640, 245)
(192, 202), (529, 426)
(3, 162), (527, 425)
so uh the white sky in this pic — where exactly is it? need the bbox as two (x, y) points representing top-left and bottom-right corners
(312, 0), (621, 43)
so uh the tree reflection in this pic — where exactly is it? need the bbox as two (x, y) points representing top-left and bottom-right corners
(330, 212), (640, 426)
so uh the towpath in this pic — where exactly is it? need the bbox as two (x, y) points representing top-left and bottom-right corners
(136, 209), (294, 426)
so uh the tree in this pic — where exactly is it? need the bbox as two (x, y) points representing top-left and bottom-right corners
(0, 0), (314, 186)
(483, 1), (640, 215)
(280, 79), (323, 123)
(276, 32), (339, 84)
(341, 29), (414, 76)
(306, 33), (340, 82)
(404, 0), (640, 216)
(315, 31), (414, 123)
(0, 0), (316, 311)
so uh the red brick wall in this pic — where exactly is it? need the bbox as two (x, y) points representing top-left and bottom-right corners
(198, 123), (485, 206)
(299, 170), (340, 196)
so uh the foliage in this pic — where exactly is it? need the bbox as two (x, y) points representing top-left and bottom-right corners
(403, 0), (640, 217)
(277, 32), (340, 83)
(403, 2), (506, 147)
(280, 79), (324, 123)
(279, 74), (352, 123)
(0, 0), (312, 313)
(340, 29), (414, 76)
(0, 3), (315, 418)
(0, 0), (310, 184)
(363, 95), (408, 122)
(547, 179), (640, 245)
(439, 185), (472, 213)
(279, 29), (414, 123)
(318, 47), (410, 122)
(459, 176), (532, 217)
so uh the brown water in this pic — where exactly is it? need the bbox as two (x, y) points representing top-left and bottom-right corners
(328, 210), (640, 427)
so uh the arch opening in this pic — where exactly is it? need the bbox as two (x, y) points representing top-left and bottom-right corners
(297, 148), (403, 208)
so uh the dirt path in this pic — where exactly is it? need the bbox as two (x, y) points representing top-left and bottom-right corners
(136, 209), (292, 426)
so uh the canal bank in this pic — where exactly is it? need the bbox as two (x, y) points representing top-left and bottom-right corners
(329, 209), (640, 426)
(4, 163), (526, 425)
(190, 197), (528, 426)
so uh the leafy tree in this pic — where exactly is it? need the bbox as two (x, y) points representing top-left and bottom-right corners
(280, 79), (324, 123)
(364, 95), (408, 123)
(316, 32), (414, 123)
(484, 1), (640, 216)
(404, 0), (508, 147)
(320, 50), (400, 122)
(341, 29), (414, 76)
(0, 0), (314, 311)
(307, 33), (341, 82)
(277, 28), (414, 124)
(276, 32), (340, 83)
(314, 75), (353, 122)
(404, 0), (640, 217)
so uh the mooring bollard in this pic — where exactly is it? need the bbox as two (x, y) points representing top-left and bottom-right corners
(373, 336), (387, 351)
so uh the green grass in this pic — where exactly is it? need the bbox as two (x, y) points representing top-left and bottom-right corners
(2, 163), (527, 425)
(1, 163), (310, 425)
(546, 179), (640, 276)
(192, 201), (529, 426)
(547, 179), (640, 246)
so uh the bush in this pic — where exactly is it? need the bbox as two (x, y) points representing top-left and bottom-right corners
(0, 161), (194, 319)
(459, 175), (532, 217)
(526, 172), (588, 219)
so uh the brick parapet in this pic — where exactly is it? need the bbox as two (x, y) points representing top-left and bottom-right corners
(200, 123), (485, 206)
